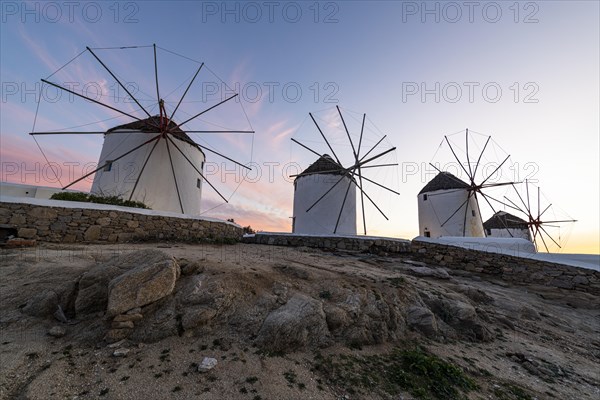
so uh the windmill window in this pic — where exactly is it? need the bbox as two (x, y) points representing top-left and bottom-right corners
(486, 228), (491, 236)
(424, 231), (430, 237)
(196, 178), (201, 189)
(201, 161), (205, 170)
(423, 194), (428, 201)
(104, 161), (113, 172)
(472, 210), (476, 217)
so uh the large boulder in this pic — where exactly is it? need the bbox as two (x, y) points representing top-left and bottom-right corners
(106, 250), (179, 316)
(255, 294), (330, 352)
(407, 306), (439, 337)
(76, 264), (130, 316)
(22, 289), (59, 317)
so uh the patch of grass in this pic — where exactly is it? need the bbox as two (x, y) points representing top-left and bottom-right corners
(493, 383), (533, 400)
(246, 376), (259, 384)
(172, 386), (182, 392)
(120, 376), (130, 381)
(239, 387), (248, 394)
(99, 388), (109, 396)
(313, 345), (477, 400)
(386, 277), (405, 287)
(283, 370), (297, 386)
(50, 192), (149, 209)
(319, 290), (332, 300)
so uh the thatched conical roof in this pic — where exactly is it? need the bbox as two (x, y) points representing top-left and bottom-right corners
(419, 172), (469, 194)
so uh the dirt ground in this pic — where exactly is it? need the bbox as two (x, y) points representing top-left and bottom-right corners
(1, 242), (599, 400)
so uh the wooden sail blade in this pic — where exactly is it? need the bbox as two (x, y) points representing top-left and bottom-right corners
(480, 154), (511, 186)
(291, 138), (323, 160)
(465, 129), (474, 183)
(472, 135), (491, 179)
(86, 46), (152, 119)
(41, 79), (142, 122)
(337, 106), (357, 159)
(356, 113), (366, 159)
(169, 62), (204, 122)
(444, 135), (471, 179)
(173, 94), (238, 129)
(309, 112), (341, 165)
(358, 135), (387, 163)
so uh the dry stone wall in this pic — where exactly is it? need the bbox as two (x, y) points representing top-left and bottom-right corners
(0, 201), (242, 243)
(244, 232), (412, 253)
(411, 240), (600, 295)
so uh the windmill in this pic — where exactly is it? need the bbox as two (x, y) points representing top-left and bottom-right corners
(290, 106), (399, 235)
(28, 44), (254, 215)
(419, 129), (517, 238)
(503, 180), (577, 252)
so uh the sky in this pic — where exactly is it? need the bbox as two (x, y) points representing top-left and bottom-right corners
(0, 1), (598, 254)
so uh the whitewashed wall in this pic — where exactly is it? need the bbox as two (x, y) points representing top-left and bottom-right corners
(487, 227), (531, 241)
(293, 174), (357, 235)
(91, 130), (205, 215)
(417, 189), (484, 238)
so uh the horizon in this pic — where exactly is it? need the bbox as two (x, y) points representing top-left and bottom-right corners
(1, 1), (598, 254)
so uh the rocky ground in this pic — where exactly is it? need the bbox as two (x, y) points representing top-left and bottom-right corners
(0, 242), (598, 400)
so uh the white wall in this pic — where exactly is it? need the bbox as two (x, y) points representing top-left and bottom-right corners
(487, 227), (531, 241)
(0, 182), (74, 199)
(417, 189), (485, 238)
(293, 173), (357, 235)
(91, 130), (205, 215)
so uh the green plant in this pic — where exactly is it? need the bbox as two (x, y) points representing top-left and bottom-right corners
(50, 192), (149, 209)
(313, 346), (477, 400)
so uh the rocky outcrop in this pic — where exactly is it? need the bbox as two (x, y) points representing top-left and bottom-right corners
(255, 294), (331, 352)
(106, 250), (179, 316)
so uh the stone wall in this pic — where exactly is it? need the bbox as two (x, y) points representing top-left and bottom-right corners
(0, 201), (243, 243)
(243, 232), (412, 253)
(411, 240), (600, 295)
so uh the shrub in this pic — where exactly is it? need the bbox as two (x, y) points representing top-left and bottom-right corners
(50, 192), (150, 209)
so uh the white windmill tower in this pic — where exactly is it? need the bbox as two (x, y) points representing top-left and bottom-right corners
(483, 211), (531, 240)
(290, 106), (399, 235)
(292, 154), (357, 235)
(89, 112), (207, 214)
(418, 171), (484, 238)
(28, 45), (253, 215)
(418, 129), (517, 238)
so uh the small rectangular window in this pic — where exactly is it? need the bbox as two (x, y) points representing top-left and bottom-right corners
(423, 194), (428, 201)
(103, 161), (113, 172)
(486, 228), (491, 236)
(424, 231), (431, 237)
(196, 178), (202, 189)
(471, 210), (476, 217)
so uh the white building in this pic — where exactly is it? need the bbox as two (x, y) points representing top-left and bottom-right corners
(483, 211), (531, 241)
(91, 116), (205, 215)
(417, 172), (484, 238)
(292, 155), (357, 235)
